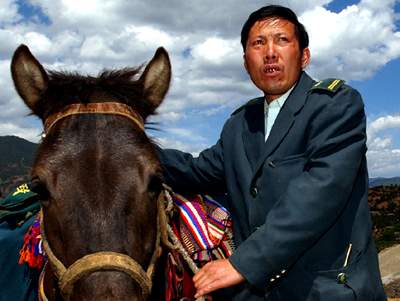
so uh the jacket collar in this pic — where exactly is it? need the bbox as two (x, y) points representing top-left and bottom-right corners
(241, 71), (315, 173)
(283, 71), (315, 116)
(241, 97), (265, 171)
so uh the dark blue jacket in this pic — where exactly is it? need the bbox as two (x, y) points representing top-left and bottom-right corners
(158, 72), (386, 300)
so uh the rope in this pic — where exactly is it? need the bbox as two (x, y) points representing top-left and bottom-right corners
(40, 215), (67, 280)
(59, 252), (152, 299)
(161, 186), (207, 301)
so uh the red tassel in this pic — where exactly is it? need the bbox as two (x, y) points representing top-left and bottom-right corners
(19, 212), (46, 269)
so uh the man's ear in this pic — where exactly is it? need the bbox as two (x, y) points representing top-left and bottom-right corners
(301, 47), (311, 69)
(243, 53), (249, 73)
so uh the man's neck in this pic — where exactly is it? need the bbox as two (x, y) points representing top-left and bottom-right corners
(265, 94), (280, 104)
(265, 83), (297, 105)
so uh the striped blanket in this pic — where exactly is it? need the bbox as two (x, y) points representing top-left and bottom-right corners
(165, 192), (235, 301)
(172, 193), (235, 264)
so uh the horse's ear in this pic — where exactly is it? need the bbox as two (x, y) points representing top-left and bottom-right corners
(11, 44), (48, 114)
(140, 47), (171, 115)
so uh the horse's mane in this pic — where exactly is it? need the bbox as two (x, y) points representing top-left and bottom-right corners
(39, 67), (155, 118)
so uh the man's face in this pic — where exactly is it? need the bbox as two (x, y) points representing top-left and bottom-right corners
(244, 17), (310, 102)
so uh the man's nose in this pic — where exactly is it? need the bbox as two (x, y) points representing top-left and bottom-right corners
(264, 41), (277, 62)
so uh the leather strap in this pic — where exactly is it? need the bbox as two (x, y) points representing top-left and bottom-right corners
(44, 102), (144, 134)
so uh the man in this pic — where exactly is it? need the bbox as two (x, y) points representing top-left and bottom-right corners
(158, 5), (386, 300)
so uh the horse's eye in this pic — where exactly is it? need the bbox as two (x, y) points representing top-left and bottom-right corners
(148, 174), (163, 197)
(29, 177), (50, 204)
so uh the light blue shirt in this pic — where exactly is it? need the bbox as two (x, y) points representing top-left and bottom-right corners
(264, 85), (295, 141)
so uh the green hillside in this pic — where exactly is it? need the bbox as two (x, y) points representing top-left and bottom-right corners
(369, 185), (400, 251)
(0, 136), (38, 196)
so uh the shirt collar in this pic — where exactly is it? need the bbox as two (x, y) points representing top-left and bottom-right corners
(264, 83), (296, 114)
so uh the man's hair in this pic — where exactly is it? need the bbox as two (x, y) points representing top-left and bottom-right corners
(241, 5), (309, 52)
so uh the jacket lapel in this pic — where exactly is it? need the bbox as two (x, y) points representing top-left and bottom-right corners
(253, 72), (315, 175)
(241, 97), (265, 171)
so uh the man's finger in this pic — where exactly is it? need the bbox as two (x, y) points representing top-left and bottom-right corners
(193, 262), (216, 286)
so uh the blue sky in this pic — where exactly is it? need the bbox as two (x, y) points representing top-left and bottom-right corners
(327, 0), (360, 11)
(0, 0), (399, 177)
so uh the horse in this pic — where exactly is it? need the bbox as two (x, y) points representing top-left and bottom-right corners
(11, 44), (171, 301)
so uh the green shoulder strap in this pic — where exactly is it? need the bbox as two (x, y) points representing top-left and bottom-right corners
(310, 78), (345, 94)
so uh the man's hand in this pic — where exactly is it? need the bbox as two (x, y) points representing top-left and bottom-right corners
(193, 259), (245, 298)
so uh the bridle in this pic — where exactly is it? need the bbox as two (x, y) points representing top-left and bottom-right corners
(43, 102), (145, 135)
(38, 102), (168, 300)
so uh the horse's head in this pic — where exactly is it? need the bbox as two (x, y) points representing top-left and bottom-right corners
(11, 44), (171, 300)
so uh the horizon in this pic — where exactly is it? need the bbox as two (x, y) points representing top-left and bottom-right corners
(1, 134), (399, 180)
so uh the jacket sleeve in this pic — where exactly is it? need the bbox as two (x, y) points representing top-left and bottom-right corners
(229, 87), (367, 290)
(156, 137), (225, 193)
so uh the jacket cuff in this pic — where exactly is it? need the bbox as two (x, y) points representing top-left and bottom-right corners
(229, 242), (275, 291)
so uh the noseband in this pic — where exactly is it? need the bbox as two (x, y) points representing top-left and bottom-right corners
(39, 102), (165, 300)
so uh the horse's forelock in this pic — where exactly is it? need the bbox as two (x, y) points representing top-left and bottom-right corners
(40, 67), (155, 118)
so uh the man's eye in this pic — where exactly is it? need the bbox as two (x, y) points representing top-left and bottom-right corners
(250, 39), (264, 47)
(278, 36), (289, 42)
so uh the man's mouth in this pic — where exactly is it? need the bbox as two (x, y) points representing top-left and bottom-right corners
(264, 65), (281, 74)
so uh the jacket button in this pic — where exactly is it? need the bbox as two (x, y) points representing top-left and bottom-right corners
(337, 272), (347, 284)
(250, 186), (258, 197)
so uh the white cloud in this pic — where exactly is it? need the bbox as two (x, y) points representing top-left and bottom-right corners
(131, 26), (176, 49)
(0, 29), (23, 57)
(196, 105), (228, 117)
(24, 32), (53, 55)
(0, 121), (41, 142)
(30, 0), (119, 32)
(12, 0), (398, 115)
(0, 60), (31, 118)
(154, 137), (206, 156)
(268, 0), (334, 14)
(368, 148), (400, 178)
(367, 115), (400, 140)
(367, 115), (400, 177)
(61, 0), (106, 18)
(370, 137), (392, 150)
(166, 128), (207, 143)
(51, 31), (83, 54)
(152, 111), (183, 123)
(302, 0), (400, 80)
(80, 35), (121, 60)
(192, 38), (238, 65)
(0, 0), (21, 25)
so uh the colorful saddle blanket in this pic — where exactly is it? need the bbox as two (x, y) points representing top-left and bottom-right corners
(172, 193), (235, 264)
(166, 193), (235, 301)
